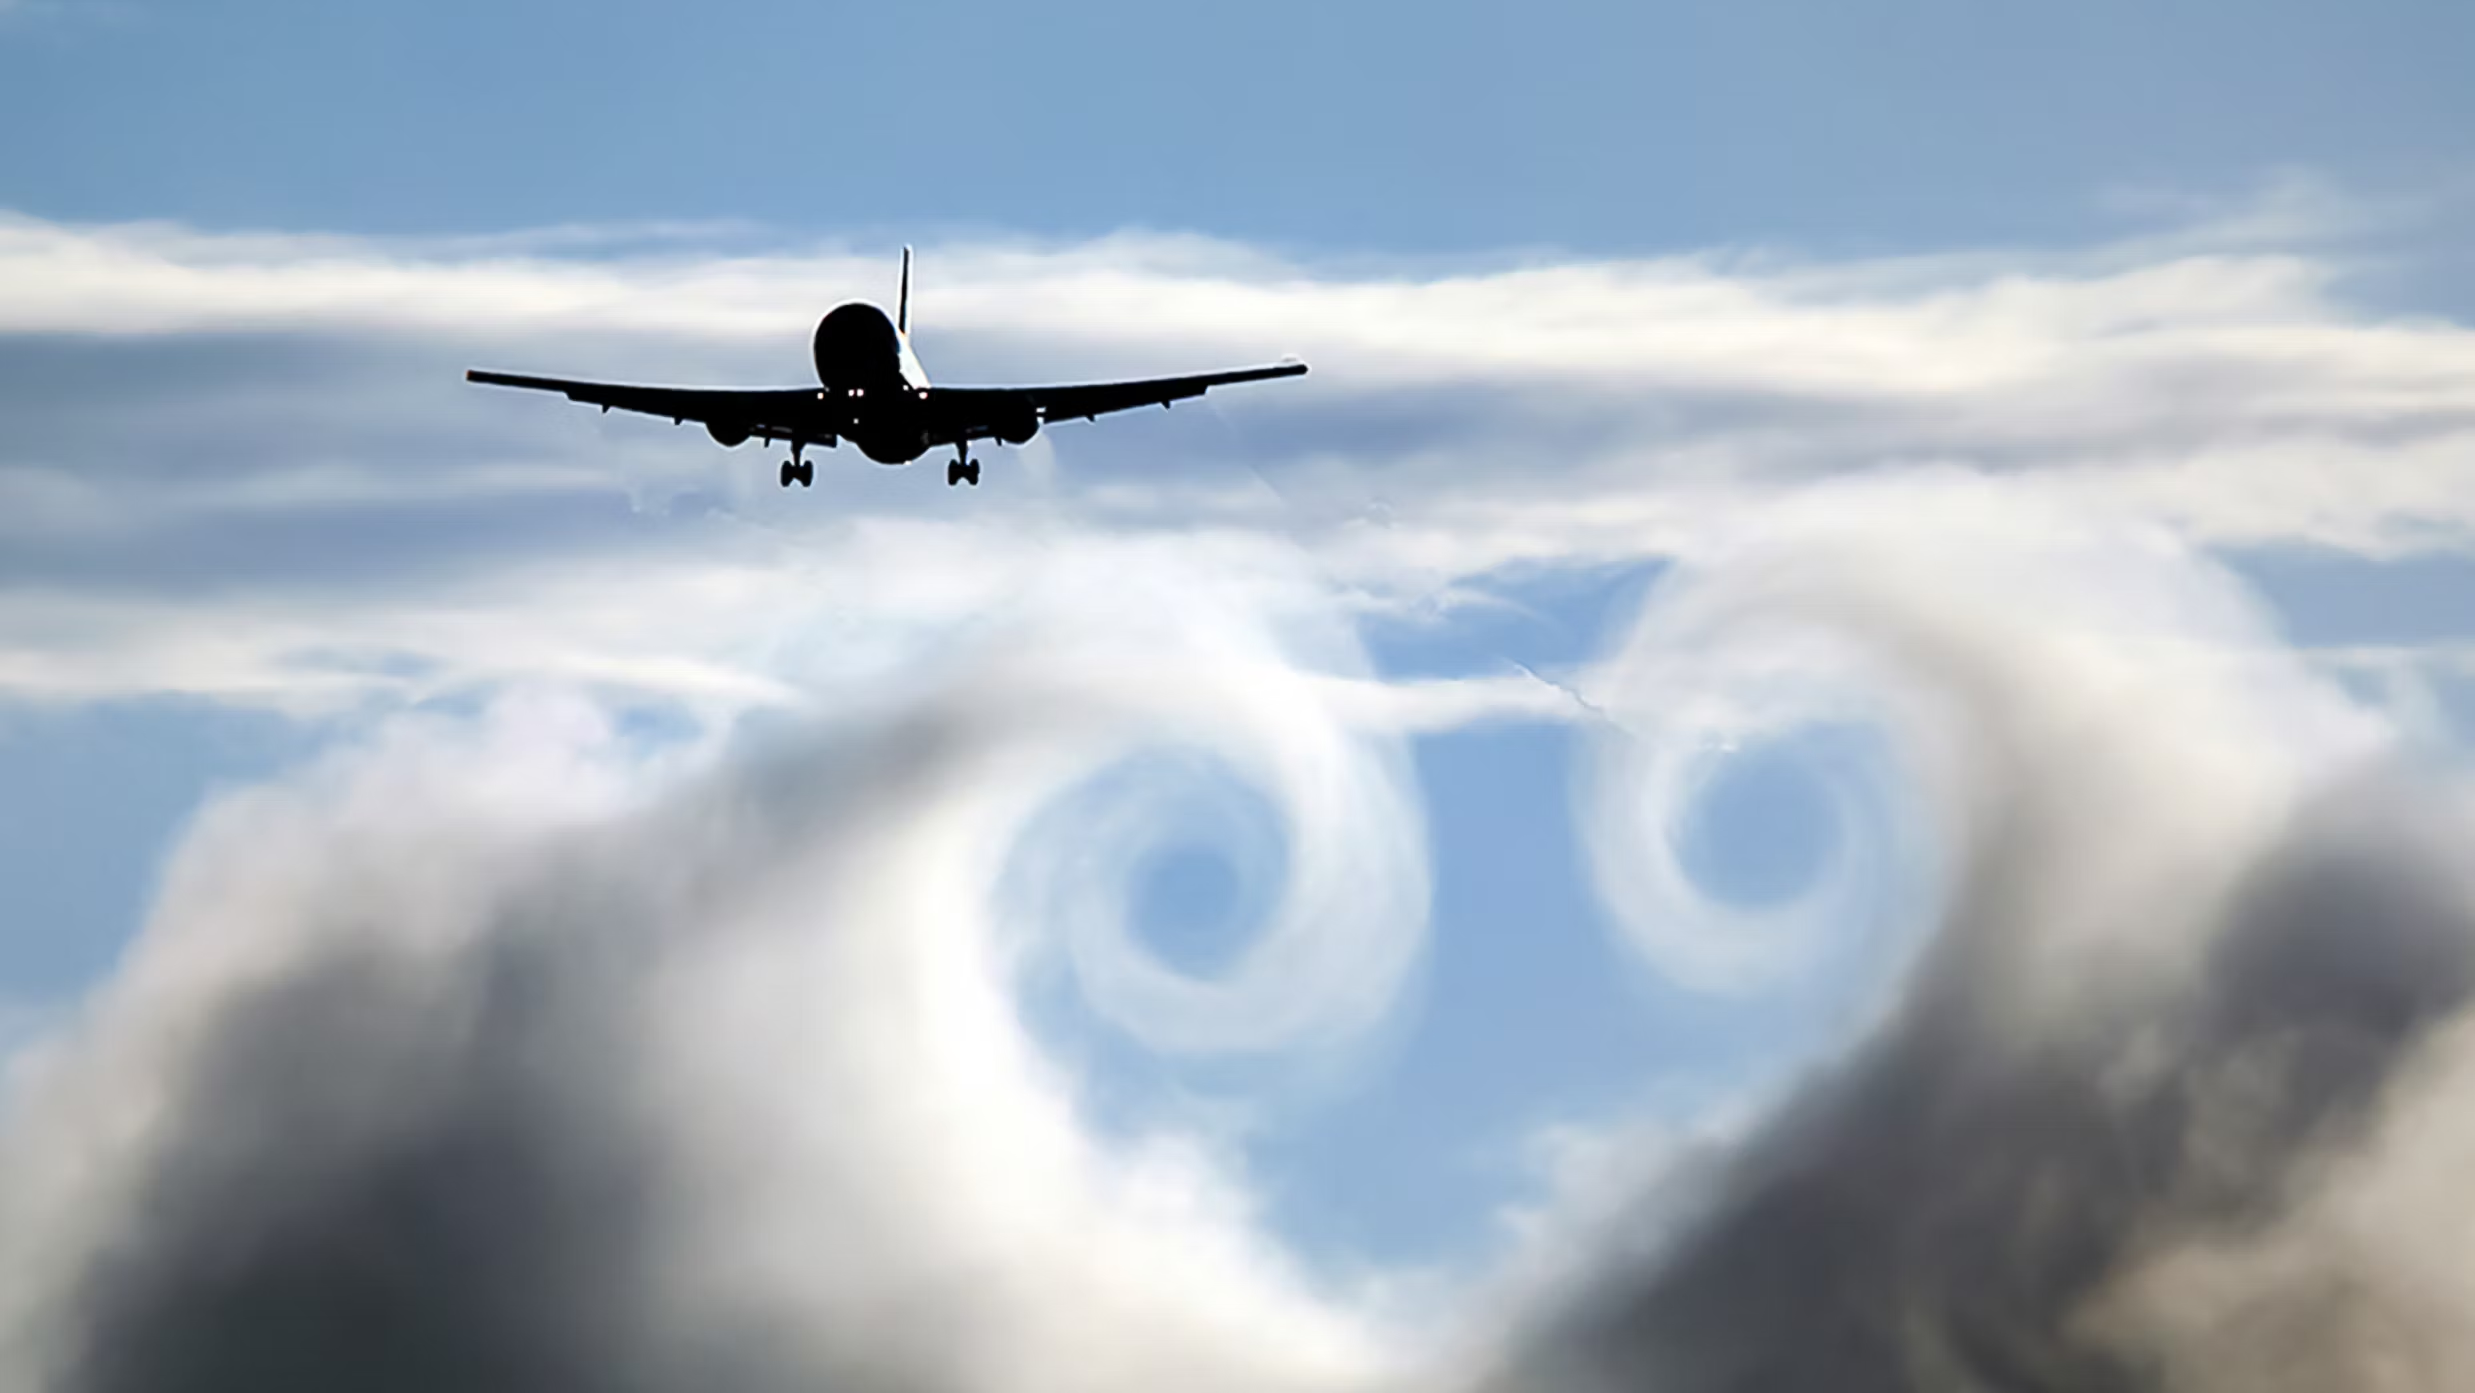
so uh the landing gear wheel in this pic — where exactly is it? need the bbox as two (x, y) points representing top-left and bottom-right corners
(962, 460), (981, 487)
(779, 460), (796, 488)
(797, 461), (814, 487)
(947, 459), (968, 487)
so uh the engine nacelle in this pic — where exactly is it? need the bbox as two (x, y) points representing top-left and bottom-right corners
(993, 403), (1040, 446)
(707, 420), (751, 448)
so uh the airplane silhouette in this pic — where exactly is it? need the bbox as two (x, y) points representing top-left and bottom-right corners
(467, 247), (1307, 488)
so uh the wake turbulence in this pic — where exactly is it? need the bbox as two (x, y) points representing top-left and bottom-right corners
(7, 489), (2475, 1393)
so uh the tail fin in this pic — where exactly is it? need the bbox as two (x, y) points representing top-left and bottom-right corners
(897, 245), (913, 336)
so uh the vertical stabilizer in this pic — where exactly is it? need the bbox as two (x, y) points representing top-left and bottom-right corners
(897, 246), (913, 336)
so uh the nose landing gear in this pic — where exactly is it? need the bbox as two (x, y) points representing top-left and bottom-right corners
(946, 450), (980, 488)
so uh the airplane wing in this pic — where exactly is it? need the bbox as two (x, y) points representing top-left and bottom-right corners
(471, 360), (1308, 452)
(465, 370), (838, 441)
(929, 362), (1307, 434)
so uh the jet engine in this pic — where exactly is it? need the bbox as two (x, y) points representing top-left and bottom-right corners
(708, 420), (752, 448)
(993, 402), (1040, 446)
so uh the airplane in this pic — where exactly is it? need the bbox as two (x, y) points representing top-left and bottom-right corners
(467, 247), (1307, 488)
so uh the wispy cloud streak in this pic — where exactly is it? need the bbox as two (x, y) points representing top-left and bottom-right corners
(1, 206), (2472, 711)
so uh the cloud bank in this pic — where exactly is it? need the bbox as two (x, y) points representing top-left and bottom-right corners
(4, 475), (2474, 1390)
(0, 553), (1432, 1393)
(2, 203), (2471, 718)
(1494, 483), (2475, 1392)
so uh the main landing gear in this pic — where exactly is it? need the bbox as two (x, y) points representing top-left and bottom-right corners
(779, 443), (813, 488)
(946, 449), (981, 488)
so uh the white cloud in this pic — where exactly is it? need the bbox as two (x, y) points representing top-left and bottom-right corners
(0, 558), (1441, 1392)
(0, 202), (2470, 717)
(1583, 473), (2390, 1013)
(1462, 477), (2475, 1393)
(6, 418), (2475, 1392)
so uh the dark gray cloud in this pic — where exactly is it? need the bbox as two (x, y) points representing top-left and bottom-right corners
(1505, 781), (2474, 1393)
(62, 935), (671, 1393)
(34, 720), (876, 1393)
(1502, 491), (2475, 1393)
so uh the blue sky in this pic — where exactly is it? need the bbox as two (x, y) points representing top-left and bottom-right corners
(4, 0), (2474, 1319)
(7, 0), (2473, 262)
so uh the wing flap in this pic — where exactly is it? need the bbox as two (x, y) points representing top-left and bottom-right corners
(465, 370), (833, 437)
(1027, 362), (1308, 422)
(928, 362), (1306, 433)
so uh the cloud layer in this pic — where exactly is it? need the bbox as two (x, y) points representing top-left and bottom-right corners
(2, 205), (2473, 712)
(1487, 482), (2475, 1391)
(0, 554), (1430, 1393)
(6, 475), (2475, 1390)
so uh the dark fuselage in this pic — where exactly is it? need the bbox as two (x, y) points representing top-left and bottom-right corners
(811, 302), (937, 464)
